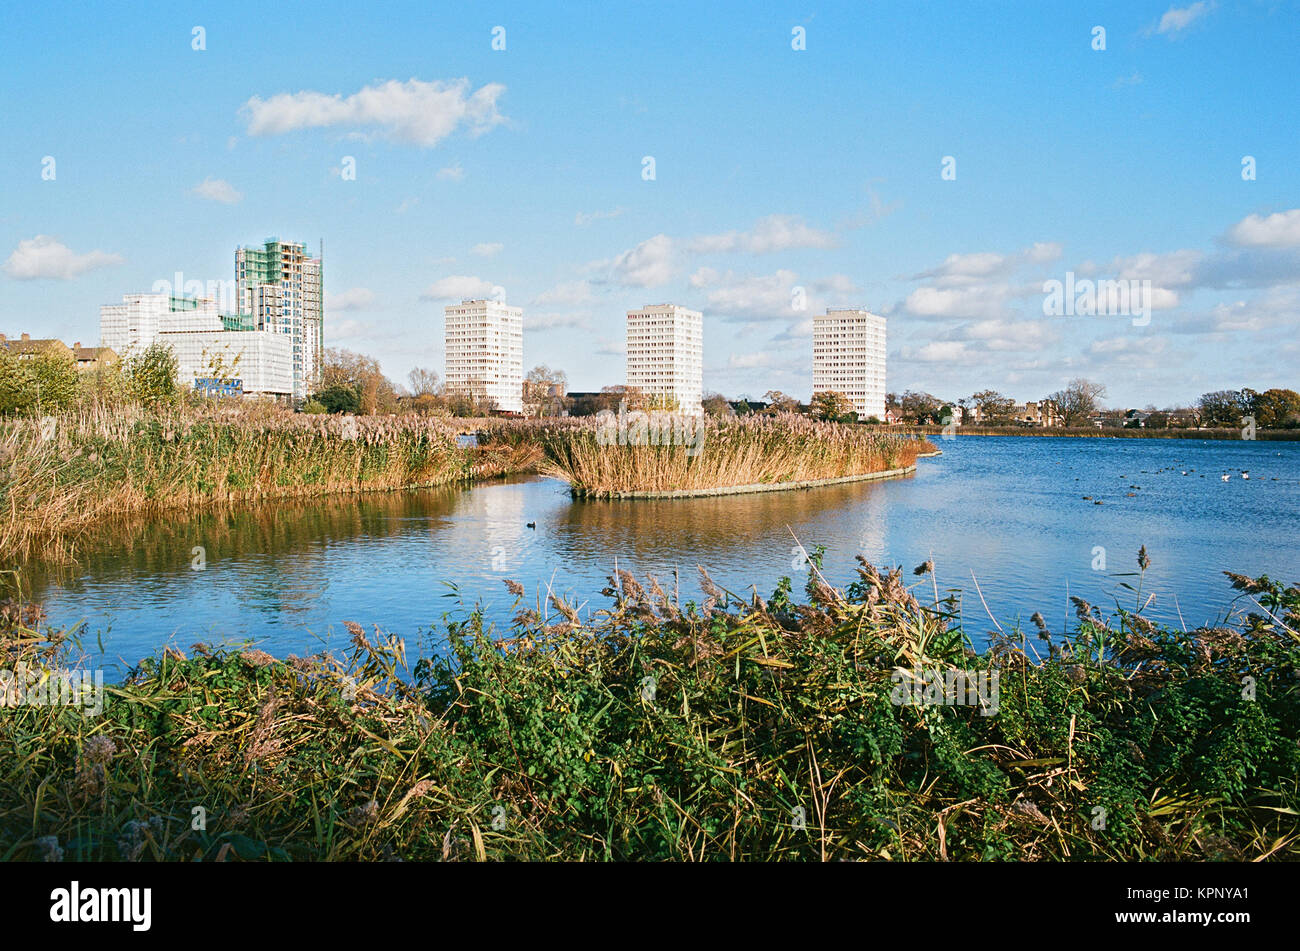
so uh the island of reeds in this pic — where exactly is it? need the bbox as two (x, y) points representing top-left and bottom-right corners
(538, 412), (933, 498)
(1, 552), (1295, 862)
(1, 406), (933, 562)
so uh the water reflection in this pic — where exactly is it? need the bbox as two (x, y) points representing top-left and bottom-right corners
(23, 437), (1300, 670)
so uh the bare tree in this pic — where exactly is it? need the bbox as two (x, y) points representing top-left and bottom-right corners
(407, 367), (440, 397)
(1050, 378), (1108, 426)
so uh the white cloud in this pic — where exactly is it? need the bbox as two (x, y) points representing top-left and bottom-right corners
(904, 284), (1013, 319)
(534, 280), (593, 306)
(329, 318), (368, 339)
(1113, 249), (1202, 287)
(3, 235), (124, 280)
(1224, 209), (1300, 248)
(691, 267), (799, 318)
(471, 242), (503, 257)
(1156, 2), (1214, 35)
(528, 312), (590, 330)
(958, 318), (1059, 352)
(421, 275), (498, 300)
(907, 341), (972, 363)
(575, 207), (625, 227)
(437, 164), (465, 181)
(326, 287), (375, 311)
(688, 214), (837, 254)
(241, 78), (506, 147)
(192, 177), (242, 204)
(600, 234), (675, 287)
(728, 352), (776, 369)
(914, 242), (1061, 287)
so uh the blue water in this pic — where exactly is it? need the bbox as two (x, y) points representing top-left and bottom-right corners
(26, 435), (1300, 675)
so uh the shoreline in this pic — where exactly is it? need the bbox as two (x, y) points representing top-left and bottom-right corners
(570, 463), (918, 499)
(882, 426), (1300, 441)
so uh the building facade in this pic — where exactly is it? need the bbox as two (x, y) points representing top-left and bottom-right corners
(235, 238), (323, 400)
(165, 330), (292, 398)
(99, 292), (292, 398)
(812, 308), (887, 420)
(443, 299), (524, 414)
(625, 304), (703, 415)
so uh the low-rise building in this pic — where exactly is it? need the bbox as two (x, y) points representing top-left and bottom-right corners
(99, 292), (293, 398)
(0, 333), (72, 361)
(71, 342), (117, 370)
(1011, 399), (1063, 427)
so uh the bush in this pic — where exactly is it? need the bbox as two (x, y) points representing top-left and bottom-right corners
(27, 353), (81, 411)
(122, 342), (179, 407)
(312, 384), (362, 415)
(0, 348), (36, 414)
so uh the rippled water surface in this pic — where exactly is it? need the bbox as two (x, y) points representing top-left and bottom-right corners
(27, 435), (1300, 675)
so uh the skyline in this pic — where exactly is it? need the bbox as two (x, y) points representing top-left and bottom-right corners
(2, 0), (1299, 407)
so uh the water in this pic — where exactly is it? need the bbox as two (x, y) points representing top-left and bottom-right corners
(25, 436), (1300, 676)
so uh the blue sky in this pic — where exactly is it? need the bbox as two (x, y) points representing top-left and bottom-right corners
(2, 0), (1297, 406)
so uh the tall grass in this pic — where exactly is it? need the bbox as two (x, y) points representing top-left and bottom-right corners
(1, 558), (1295, 861)
(539, 413), (933, 497)
(0, 403), (540, 564)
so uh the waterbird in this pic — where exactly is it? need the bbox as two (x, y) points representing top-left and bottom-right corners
(526, 521), (537, 529)
(1221, 473), (1231, 481)
(1241, 471), (1249, 479)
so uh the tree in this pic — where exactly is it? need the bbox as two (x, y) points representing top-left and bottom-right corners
(1198, 390), (1246, 427)
(701, 391), (733, 417)
(969, 389), (1016, 425)
(313, 383), (362, 415)
(26, 352), (81, 412)
(1247, 388), (1300, 429)
(810, 390), (853, 421)
(318, 348), (398, 414)
(0, 348), (36, 414)
(900, 390), (941, 424)
(525, 364), (567, 387)
(523, 365), (569, 417)
(123, 342), (179, 407)
(763, 390), (801, 414)
(407, 367), (440, 397)
(1050, 378), (1108, 426)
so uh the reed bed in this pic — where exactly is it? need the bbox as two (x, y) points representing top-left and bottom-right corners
(1, 554), (1295, 862)
(538, 413), (933, 497)
(884, 425), (1300, 440)
(0, 404), (542, 564)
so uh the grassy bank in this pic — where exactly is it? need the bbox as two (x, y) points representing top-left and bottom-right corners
(539, 414), (933, 498)
(0, 405), (542, 564)
(2, 555), (1295, 861)
(885, 425), (1300, 440)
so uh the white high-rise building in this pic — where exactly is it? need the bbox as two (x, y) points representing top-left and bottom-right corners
(626, 304), (703, 415)
(99, 292), (292, 398)
(812, 308), (887, 420)
(100, 292), (222, 354)
(443, 299), (524, 414)
(235, 238), (323, 400)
